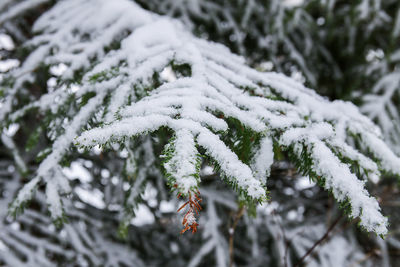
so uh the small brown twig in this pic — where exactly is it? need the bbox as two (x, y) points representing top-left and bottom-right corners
(229, 206), (246, 267)
(294, 215), (342, 267)
(177, 190), (202, 234)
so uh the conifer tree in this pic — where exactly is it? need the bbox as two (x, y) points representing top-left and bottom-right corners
(1, 0), (400, 266)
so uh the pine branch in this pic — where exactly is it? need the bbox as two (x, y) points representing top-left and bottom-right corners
(1, 0), (399, 237)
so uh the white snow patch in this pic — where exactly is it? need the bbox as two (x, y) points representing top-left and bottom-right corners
(131, 204), (155, 226)
(63, 161), (92, 183)
(0, 33), (14, 50)
(295, 176), (316, 190)
(75, 186), (105, 209)
(160, 200), (176, 213)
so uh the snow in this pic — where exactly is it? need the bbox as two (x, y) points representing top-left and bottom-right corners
(393, 9), (400, 37)
(0, 59), (19, 72)
(74, 187), (105, 209)
(295, 176), (316, 190)
(189, 194), (228, 267)
(0, 0), (49, 25)
(197, 130), (265, 199)
(62, 161), (93, 183)
(283, 0), (304, 8)
(251, 136), (274, 184)
(0, 240), (7, 252)
(361, 71), (400, 154)
(1, 133), (27, 173)
(46, 180), (63, 220)
(160, 200), (175, 213)
(280, 123), (388, 235)
(1, 0), (398, 236)
(163, 129), (200, 194)
(289, 224), (365, 267)
(130, 204), (155, 226)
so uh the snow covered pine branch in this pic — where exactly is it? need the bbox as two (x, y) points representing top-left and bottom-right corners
(1, 0), (400, 236)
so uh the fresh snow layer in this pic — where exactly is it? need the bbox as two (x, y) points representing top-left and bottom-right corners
(2, 0), (399, 235)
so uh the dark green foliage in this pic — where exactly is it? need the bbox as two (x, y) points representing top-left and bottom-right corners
(171, 62), (192, 78)
(88, 66), (121, 84)
(25, 125), (42, 152)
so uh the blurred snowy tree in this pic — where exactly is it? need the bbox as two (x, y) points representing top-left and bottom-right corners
(1, 0), (400, 266)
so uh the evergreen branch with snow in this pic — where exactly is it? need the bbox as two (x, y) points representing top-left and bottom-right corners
(1, 0), (399, 237)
